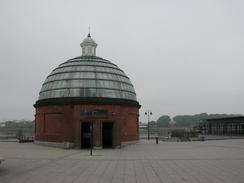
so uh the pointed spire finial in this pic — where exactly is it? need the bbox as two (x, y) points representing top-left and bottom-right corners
(88, 26), (91, 37)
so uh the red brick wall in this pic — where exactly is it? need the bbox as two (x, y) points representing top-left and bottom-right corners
(35, 103), (139, 147)
(35, 105), (73, 142)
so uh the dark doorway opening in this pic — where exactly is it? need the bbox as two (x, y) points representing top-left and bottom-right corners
(102, 122), (113, 148)
(81, 122), (91, 148)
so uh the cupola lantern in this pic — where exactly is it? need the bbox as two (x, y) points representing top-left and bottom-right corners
(80, 33), (97, 56)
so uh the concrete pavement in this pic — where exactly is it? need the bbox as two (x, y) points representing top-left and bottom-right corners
(0, 139), (244, 183)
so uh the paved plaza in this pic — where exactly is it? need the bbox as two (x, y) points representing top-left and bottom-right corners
(0, 139), (244, 183)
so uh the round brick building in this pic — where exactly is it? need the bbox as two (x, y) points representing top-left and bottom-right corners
(34, 33), (140, 148)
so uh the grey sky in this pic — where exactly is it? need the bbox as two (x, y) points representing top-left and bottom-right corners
(0, 0), (244, 122)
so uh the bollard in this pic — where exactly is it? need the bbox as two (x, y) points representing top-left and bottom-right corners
(156, 137), (158, 144)
(201, 136), (205, 141)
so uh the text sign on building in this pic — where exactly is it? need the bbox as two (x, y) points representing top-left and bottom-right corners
(81, 109), (108, 119)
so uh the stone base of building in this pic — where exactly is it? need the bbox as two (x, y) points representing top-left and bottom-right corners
(35, 140), (138, 149)
(121, 140), (139, 146)
(93, 145), (102, 149)
(35, 140), (74, 149)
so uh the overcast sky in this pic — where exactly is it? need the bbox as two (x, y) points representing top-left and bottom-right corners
(0, 0), (244, 122)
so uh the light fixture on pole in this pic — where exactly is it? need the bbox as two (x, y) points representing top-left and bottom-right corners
(145, 110), (152, 140)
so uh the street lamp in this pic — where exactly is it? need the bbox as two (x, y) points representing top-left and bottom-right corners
(145, 110), (152, 140)
(90, 121), (93, 156)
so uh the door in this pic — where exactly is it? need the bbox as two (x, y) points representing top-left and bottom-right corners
(102, 122), (113, 148)
(81, 122), (91, 148)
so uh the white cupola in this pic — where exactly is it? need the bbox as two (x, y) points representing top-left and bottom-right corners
(80, 33), (97, 56)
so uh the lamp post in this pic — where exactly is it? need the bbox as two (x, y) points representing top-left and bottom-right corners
(90, 121), (93, 156)
(145, 110), (152, 140)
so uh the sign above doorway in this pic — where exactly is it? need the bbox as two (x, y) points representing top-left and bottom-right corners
(81, 109), (108, 119)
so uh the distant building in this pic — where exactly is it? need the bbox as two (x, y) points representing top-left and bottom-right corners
(199, 116), (244, 136)
(0, 121), (34, 137)
(34, 33), (140, 148)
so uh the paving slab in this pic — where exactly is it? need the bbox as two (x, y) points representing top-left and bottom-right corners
(0, 140), (244, 183)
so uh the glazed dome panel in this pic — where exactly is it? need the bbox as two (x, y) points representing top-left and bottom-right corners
(38, 56), (137, 101)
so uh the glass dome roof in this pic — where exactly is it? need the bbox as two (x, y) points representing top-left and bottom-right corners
(38, 56), (137, 101)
